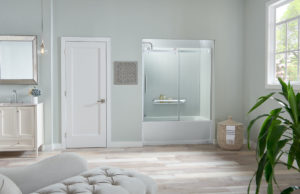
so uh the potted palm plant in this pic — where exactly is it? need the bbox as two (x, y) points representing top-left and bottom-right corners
(247, 78), (300, 194)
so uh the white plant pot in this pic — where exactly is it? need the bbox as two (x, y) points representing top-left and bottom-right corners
(32, 97), (38, 104)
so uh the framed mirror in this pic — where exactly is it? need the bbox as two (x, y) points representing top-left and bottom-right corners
(0, 36), (38, 84)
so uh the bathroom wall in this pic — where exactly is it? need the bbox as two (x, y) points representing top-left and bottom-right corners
(0, 0), (54, 146)
(244, 0), (279, 141)
(0, 0), (245, 145)
(53, 0), (245, 143)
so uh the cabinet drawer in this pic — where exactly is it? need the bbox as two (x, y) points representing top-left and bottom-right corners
(0, 104), (43, 153)
(18, 107), (35, 136)
(18, 138), (34, 147)
(0, 107), (18, 137)
(0, 138), (34, 150)
(0, 139), (18, 147)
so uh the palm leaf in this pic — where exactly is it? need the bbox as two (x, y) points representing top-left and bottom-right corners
(296, 93), (300, 114)
(273, 97), (293, 123)
(248, 78), (300, 194)
(257, 120), (271, 158)
(248, 92), (275, 113)
(288, 143), (296, 169)
(266, 123), (286, 164)
(278, 77), (288, 100)
(274, 97), (288, 107)
(288, 86), (298, 124)
(255, 153), (267, 194)
(268, 180), (274, 194)
(293, 124), (300, 137)
(257, 108), (282, 157)
(264, 162), (273, 183)
(295, 144), (300, 168)
(278, 116), (292, 125)
(281, 186), (300, 194)
(247, 114), (269, 149)
(247, 173), (256, 194)
(276, 139), (289, 157)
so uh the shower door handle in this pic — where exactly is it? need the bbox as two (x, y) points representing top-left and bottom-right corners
(144, 75), (147, 94)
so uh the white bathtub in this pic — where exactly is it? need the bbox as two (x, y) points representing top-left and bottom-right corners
(142, 116), (213, 145)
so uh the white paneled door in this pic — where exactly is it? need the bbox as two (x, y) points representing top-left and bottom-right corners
(64, 41), (107, 148)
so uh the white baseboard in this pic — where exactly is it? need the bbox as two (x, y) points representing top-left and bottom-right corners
(52, 143), (64, 150)
(108, 141), (143, 148)
(143, 139), (213, 146)
(41, 144), (52, 151)
(41, 143), (64, 151)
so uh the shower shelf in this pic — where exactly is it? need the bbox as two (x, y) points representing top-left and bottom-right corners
(152, 99), (186, 104)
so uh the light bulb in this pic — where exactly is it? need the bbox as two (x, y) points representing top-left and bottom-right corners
(40, 40), (45, 55)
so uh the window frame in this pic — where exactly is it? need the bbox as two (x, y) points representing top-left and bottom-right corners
(266, 0), (300, 89)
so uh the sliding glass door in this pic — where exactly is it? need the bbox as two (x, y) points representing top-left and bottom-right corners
(143, 40), (212, 122)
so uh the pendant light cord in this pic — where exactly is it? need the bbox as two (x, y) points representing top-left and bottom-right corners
(41, 0), (44, 36)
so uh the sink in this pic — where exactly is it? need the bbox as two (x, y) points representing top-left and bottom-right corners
(0, 103), (36, 107)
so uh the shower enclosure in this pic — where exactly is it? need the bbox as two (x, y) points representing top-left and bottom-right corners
(142, 39), (214, 144)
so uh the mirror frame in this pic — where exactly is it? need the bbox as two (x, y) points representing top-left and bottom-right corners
(0, 35), (38, 85)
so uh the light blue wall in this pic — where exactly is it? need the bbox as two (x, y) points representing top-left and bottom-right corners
(244, 0), (280, 141)
(54, 0), (246, 142)
(1, 0), (246, 144)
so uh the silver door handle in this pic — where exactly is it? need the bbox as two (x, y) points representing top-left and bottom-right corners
(97, 99), (106, 103)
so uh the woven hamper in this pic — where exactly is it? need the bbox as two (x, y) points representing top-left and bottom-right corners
(217, 116), (243, 150)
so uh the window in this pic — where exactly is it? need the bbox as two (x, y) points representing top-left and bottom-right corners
(266, 0), (300, 88)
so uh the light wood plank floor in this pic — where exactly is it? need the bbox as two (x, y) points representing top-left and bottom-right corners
(0, 145), (299, 194)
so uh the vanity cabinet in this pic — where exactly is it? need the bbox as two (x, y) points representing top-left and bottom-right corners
(0, 104), (43, 156)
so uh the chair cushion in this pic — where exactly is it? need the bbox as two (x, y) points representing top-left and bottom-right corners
(0, 174), (22, 194)
(31, 167), (157, 194)
(0, 153), (88, 194)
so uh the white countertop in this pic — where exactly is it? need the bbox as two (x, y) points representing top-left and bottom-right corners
(0, 103), (43, 107)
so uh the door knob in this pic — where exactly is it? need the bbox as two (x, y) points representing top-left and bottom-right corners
(97, 99), (106, 103)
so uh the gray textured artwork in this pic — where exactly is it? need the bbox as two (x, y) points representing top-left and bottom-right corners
(114, 61), (138, 85)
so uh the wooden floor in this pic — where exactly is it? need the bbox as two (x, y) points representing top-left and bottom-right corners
(0, 145), (299, 194)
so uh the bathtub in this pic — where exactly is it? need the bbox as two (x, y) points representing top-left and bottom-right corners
(142, 116), (213, 145)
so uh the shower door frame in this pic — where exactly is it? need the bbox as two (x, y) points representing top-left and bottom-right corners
(141, 39), (216, 145)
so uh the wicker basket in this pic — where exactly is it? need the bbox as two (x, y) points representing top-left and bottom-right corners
(217, 116), (243, 151)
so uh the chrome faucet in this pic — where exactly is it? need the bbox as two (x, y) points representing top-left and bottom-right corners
(11, 90), (17, 103)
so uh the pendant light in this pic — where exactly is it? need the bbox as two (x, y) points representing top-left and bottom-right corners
(39, 0), (47, 55)
(40, 40), (46, 55)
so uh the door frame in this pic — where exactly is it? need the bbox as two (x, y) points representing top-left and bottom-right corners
(61, 37), (111, 149)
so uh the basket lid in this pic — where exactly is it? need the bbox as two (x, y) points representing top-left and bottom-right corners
(218, 116), (242, 126)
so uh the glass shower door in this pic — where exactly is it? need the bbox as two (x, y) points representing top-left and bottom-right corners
(178, 49), (201, 121)
(179, 48), (211, 121)
(144, 50), (179, 121)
